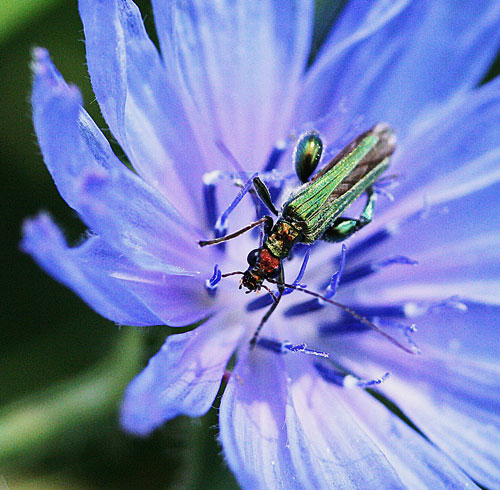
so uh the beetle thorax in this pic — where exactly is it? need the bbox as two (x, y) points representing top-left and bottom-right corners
(264, 219), (301, 258)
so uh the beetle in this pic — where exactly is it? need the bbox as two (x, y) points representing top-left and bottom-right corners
(199, 123), (400, 347)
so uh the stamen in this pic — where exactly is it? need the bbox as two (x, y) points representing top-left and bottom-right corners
(346, 305), (406, 318)
(402, 323), (421, 355)
(283, 247), (311, 294)
(263, 139), (287, 172)
(341, 255), (418, 285)
(202, 171), (223, 229)
(270, 279), (416, 354)
(346, 224), (398, 261)
(430, 295), (468, 313)
(318, 305), (410, 336)
(373, 317), (421, 355)
(284, 299), (323, 316)
(205, 264), (222, 297)
(320, 244), (346, 301)
(318, 320), (369, 335)
(403, 295), (468, 318)
(314, 361), (391, 388)
(257, 337), (328, 358)
(215, 172), (258, 238)
(284, 247), (346, 316)
(345, 372), (391, 388)
(246, 294), (275, 311)
(313, 361), (347, 386)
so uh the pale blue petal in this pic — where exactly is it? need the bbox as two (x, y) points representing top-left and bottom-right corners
(31, 49), (207, 273)
(284, 362), (405, 490)
(153, 0), (314, 170)
(405, 303), (500, 363)
(21, 213), (161, 326)
(337, 387), (479, 490)
(75, 167), (209, 274)
(345, 337), (500, 489)
(219, 351), (298, 489)
(298, 1), (500, 139)
(335, 78), (500, 259)
(351, 231), (500, 307)
(388, 76), (500, 211)
(220, 352), (404, 489)
(111, 271), (218, 327)
(21, 213), (215, 327)
(31, 48), (112, 210)
(79, 0), (205, 224)
(305, 0), (411, 97)
(121, 318), (243, 436)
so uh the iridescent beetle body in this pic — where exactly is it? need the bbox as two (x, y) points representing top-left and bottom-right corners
(199, 123), (397, 345)
(240, 123), (396, 293)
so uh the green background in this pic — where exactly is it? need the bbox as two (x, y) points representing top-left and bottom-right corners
(0, 1), (498, 489)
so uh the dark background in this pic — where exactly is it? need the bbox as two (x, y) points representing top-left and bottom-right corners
(0, 1), (498, 489)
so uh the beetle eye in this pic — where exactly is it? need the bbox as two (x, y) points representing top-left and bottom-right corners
(247, 248), (261, 267)
(294, 131), (323, 183)
(268, 263), (281, 279)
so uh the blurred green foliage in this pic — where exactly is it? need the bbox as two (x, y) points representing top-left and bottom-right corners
(0, 0), (61, 44)
(1, 1), (499, 489)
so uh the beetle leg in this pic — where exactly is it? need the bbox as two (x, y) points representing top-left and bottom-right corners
(249, 261), (284, 347)
(321, 187), (376, 242)
(252, 177), (279, 216)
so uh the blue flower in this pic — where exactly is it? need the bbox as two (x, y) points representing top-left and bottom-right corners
(22, 0), (500, 488)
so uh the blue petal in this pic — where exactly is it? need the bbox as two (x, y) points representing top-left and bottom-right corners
(152, 0), (314, 170)
(121, 318), (243, 436)
(220, 352), (405, 489)
(305, 0), (411, 92)
(389, 76), (500, 207)
(110, 270), (218, 327)
(331, 77), (500, 262)
(351, 231), (500, 307)
(284, 362), (405, 489)
(298, 1), (500, 139)
(219, 350), (297, 488)
(21, 213), (161, 326)
(405, 302), (500, 362)
(78, 0), (205, 224)
(75, 166), (209, 274)
(31, 49), (207, 273)
(336, 387), (479, 489)
(32, 48), (108, 209)
(346, 337), (500, 489)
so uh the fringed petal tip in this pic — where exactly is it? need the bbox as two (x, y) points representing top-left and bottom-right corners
(31, 47), (81, 102)
(31, 47), (53, 77)
(21, 211), (60, 256)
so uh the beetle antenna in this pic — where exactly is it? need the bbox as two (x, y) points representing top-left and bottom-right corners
(199, 216), (270, 247)
(221, 271), (244, 278)
(268, 279), (416, 355)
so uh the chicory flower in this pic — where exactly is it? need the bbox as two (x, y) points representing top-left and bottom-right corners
(23, 1), (500, 488)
